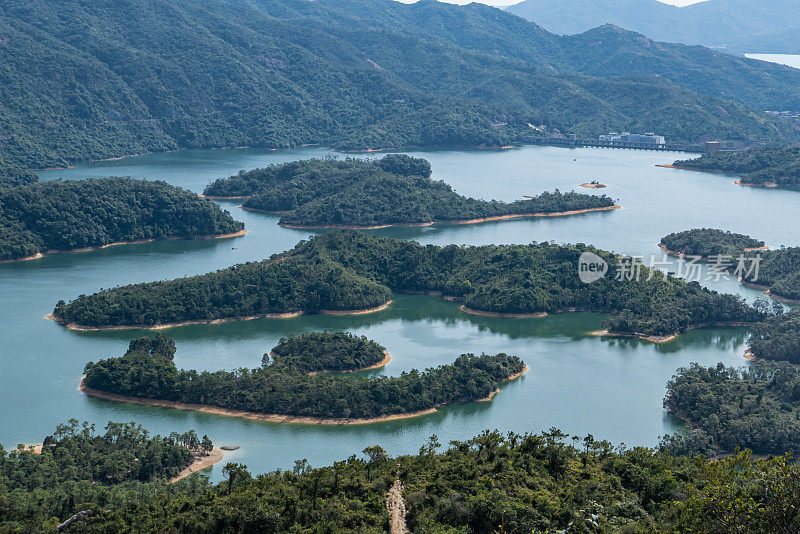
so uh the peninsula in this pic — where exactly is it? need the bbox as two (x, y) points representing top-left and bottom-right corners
(0, 178), (245, 261)
(670, 147), (800, 189)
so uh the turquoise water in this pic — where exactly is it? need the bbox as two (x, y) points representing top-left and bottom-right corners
(2, 145), (795, 481)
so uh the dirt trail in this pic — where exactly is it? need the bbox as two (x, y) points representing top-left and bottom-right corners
(387, 479), (407, 534)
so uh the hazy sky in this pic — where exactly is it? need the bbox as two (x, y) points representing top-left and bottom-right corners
(397, 0), (705, 6)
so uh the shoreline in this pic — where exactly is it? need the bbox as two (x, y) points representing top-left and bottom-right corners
(657, 242), (769, 260)
(460, 305), (547, 319)
(320, 300), (392, 315)
(740, 281), (800, 304)
(1, 229), (247, 264)
(590, 321), (757, 344)
(79, 364), (527, 425)
(734, 179), (778, 188)
(275, 205), (622, 230)
(743, 350), (755, 361)
(171, 448), (225, 483)
(47, 300), (393, 331)
(656, 164), (732, 174)
(478, 365), (529, 401)
(578, 183), (607, 189)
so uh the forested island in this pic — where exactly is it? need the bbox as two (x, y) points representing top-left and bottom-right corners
(267, 332), (389, 373)
(0, 178), (245, 261)
(53, 231), (763, 339)
(5, 424), (799, 533)
(664, 360), (800, 456)
(672, 146), (800, 188)
(82, 335), (525, 422)
(204, 155), (617, 228)
(0, 419), (215, 530)
(659, 228), (766, 258)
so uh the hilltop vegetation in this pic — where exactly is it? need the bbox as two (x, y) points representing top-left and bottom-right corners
(206, 155), (616, 227)
(660, 228), (765, 258)
(0, 419), (207, 529)
(54, 231), (763, 337)
(83, 335), (524, 420)
(742, 246), (800, 301)
(268, 332), (387, 373)
(673, 146), (800, 188)
(1, 0), (798, 172)
(5, 424), (800, 533)
(0, 178), (244, 261)
(664, 361), (800, 456)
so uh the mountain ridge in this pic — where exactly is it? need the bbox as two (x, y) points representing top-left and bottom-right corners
(507, 0), (800, 54)
(0, 0), (798, 171)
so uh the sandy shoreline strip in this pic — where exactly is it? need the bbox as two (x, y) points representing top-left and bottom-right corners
(578, 183), (606, 189)
(275, 205), (621, 230)
(743, 350), (755, 361)
(734, 179), (778, 188)
(171, 448), (225, 483)
(1, 230), (247, 264)
(47, 300), (393, 331)
(321, 301), (392, 316)
(460, 305), (547, 319)
(79, 362), (526, 425)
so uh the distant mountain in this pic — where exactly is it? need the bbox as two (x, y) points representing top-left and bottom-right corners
(0, 0), (799, 171)
(507, 0), (800, 54)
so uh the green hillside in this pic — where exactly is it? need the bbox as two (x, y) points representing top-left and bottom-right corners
(0, 0), (797, 171)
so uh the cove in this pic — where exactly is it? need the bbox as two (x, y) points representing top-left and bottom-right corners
(1, 145), (795, 482)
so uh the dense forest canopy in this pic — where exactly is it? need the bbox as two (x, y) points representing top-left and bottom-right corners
(83, 335), (525, 420)
(664, 361), (800, 456)
(4, 424), (800, 532)
(268, 332), (387, 373)
(660, 228), (765, 258)
(0, 178), (244, 261)
(674, 146), (800, 188)
(55, 231), (763, 336)
(742, 246), (800, 301)
(0, 419), (207, 529)
(206, 156), (616, 227)
(0, 155), (38, 187)
(748, 310), (800, 363)
(0, 0), (798, 172)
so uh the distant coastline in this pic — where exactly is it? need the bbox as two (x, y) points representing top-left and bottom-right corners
(272, 205), (622, 230)
(47, 300), (392, 331)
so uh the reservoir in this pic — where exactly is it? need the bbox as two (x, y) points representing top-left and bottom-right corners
(2, 145), (795, 481)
